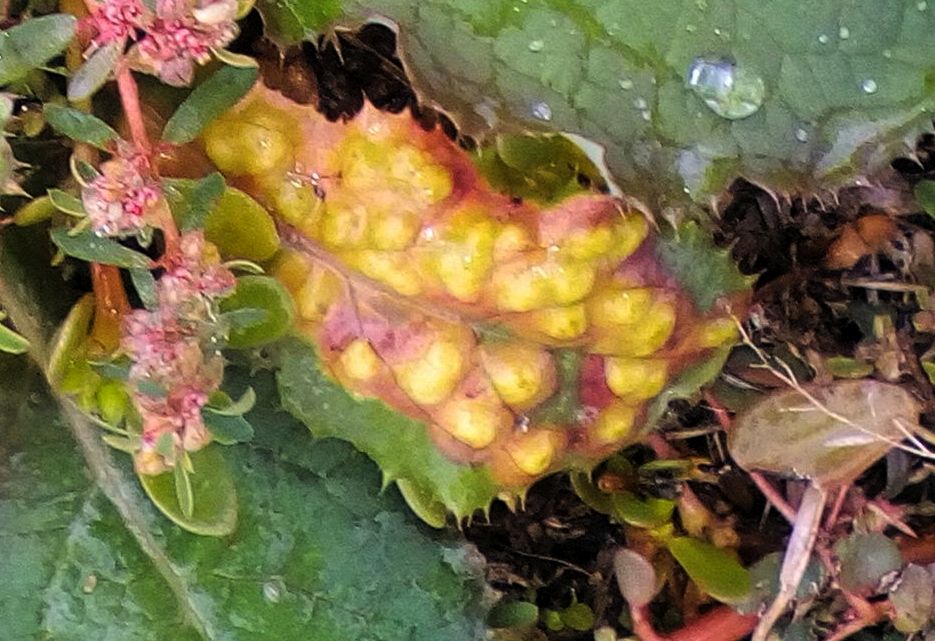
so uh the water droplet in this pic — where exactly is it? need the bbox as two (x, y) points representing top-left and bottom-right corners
(686, 56), (765, 120)
(531, 101), (552, 121)
(618, 78), (634, 90)
(883, 49), (893, 58)
(713, 27), (722, 36)
(528, 39), (544, 52)
(685, 24), (697, 33)
(838, 26), (850, 39)
(695, 0), (708, 10)
(263, 581), (283, 603)
(918, 0), (927, 10)
(795, 127), (809, 142)
(640, 110), (652, 122)
(860, 78), (878, 94)
(818, 34), (830, 44)
(633, 97), (648, 110)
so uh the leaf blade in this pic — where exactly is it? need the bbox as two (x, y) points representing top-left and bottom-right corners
(162, 64), (259, 144)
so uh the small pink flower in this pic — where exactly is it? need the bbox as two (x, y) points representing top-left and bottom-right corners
(87, 0), (145, 48)
(82, 144), (161, 237)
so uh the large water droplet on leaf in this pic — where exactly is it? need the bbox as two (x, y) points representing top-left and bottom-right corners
(531, 101), (552, 121)
(686, 56), (765, 120)
(861, 78), (878, 94)
(528, 39), (544, 52)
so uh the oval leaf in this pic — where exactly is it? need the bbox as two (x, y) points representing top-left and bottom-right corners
(0, 323), (30, 354)
(44, 104), (119, 150)
(835, 532), (902, 594)
(729, 380), (922, 487)
(667, 536), (751, 604)
(162, 64), (259, 144)
(890, 564), (935, 633)
(0, 14), (76, 85)
(67, 41), (120, 102)
(613, 547), (659, 607)
(50, 227), (152, 269)
(219, 275), (294, 348)
(138, 445), (238, 536)
(203, 187), (280, 261)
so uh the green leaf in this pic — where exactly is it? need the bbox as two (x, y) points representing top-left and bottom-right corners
(835, 532), (902, 593)
(666, 537), (751, 604)
(162, 64), (259, 144)
(0, 14), (77, 85)
(44, 105), (119, 150)
(173, 455), (197, 519)
(609, 491), (675, 529)
(67, 40), (120, 102)
(203, 187), (281, 261)
(654, 222), (750, 311)
(203, 411), (256, 444)
(890, 564), (935, 633)
(915, 179), (935, 217)
(163, 173), (226, 231)
(271, 0), (935, 211)
(487, 601), (540, 629)
(129, 267), (158, 309)
(13, 195), (58, 226)
(276, 337), (500, 519)
(0, 366), (489, 641)
(0, 322), (30, 354)
(219, 275), (295, 348)
(50, 227), (152, 269)
(47, 188), (86, 216)
(208, 386), (257, 416)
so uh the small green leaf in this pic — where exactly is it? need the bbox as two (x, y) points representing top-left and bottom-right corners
(138, 445), (238, 536)
(487, 601), (540, 629)
(13, 195), (57, 226)
(50, 227), (152, 269)
(890, 564), (935, 633)
(0, 322), (30, 354)
(609, 491), (675, 529)
(206, 386), (256, 416)
(203, 411), (255, 444)
(48, 294), (95, 387)
(174, 457), (195, 518)
(212, 48), (259, 68)
(835, 532), (902, 593)
(396, 478), (448, 529)
(255, 0), (341, 43)
(163, 173), (226, 231)
(162, 64), (259, 144)
(101, 432), (142, 453)
(666, 537), (751, 604)
(825, 356), (874, 379)
(44, 104), (119, 150)
(129, 267), (158, 309)
(220, 307), (270, 331)
(560, 602), (594, 632)
(0, 14), (77, 85)
(203, 187), (280, 261)
(915, 180), (935, 218)
(47, 188), (86, 216)
(219, 275), (294, 348)
(67, 40), (120, 102)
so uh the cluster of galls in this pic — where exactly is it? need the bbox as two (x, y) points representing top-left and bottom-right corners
(200, 88), (739, 489)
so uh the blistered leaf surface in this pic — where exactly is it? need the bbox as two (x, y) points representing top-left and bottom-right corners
(259, 0), (935, 211)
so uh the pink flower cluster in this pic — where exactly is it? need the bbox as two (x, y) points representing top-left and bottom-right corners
(87, 0), (238, 86)
(121, 231), (235, 473)
(82, 142), (161, 236)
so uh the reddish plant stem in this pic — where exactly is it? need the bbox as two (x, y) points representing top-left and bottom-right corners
(631, 604), (757, 641)
(749, 471), (797, 524)
(89, 262), (131, 352)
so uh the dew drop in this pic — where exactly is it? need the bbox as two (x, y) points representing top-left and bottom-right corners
(633, 97), (648, 110)
(640, 110), (652, 122)
(883, 49), (893, 58)
(531, 101), (552, 121)
(713, 27), (722, 36)
(686, 55), (765, 120)
(528, 39), (544, 52)
(618, 78), (634, 90)
(685, 23), (697, 33)
(918, 0), (927, 10)
(838, 26), (850, 39)
(795, 127), (809, 142)
(818, 34), (830, 44)
(860, 78), (878, 94)
(263, 581), (283, 603)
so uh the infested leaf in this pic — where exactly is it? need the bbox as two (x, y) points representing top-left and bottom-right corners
(0, 14), (76, 85)
(258, 0), (935, 211)
(44, 104), (119, 150)
(666, 536), (751, 605)
(162, 64), (259, 144)
(729, 380), (923, 487)
(50, 227), (152, 269)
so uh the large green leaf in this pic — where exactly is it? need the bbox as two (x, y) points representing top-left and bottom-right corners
(275, 338), (500, 520)
(259, 0), (935, 212)
(0, 361), (488, 641)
